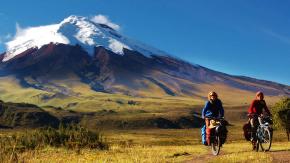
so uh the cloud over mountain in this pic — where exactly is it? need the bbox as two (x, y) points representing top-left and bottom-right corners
(91, 14), (120, 31)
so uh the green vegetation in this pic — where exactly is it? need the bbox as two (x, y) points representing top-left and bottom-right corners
(0, 124), (107, 162)
(1, 128), (289, 162)
(0, 100), (59, 128)
(271, 97), (290, 129)
(0, 76), (281, 113)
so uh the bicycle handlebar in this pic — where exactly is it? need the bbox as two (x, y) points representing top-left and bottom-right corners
(248, 113), (272, 118)
(204, 117), (225, 121)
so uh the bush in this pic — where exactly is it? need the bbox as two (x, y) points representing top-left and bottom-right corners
(0, 124), (108, 162)
(271, 97), (290, 129)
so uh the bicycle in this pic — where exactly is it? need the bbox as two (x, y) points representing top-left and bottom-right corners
(254, 116), (273, 152)
(207, 117), (228, 155)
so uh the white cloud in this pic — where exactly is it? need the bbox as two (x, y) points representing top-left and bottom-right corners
(7, 23), (69, 50)
(262, 28), (290, 45)
(3, 22), (69, 61)
(15, 22), (23, 36)
(0, 33), (12, 44)
(91, 14), (120, 31)
(108, 38), (131, 54)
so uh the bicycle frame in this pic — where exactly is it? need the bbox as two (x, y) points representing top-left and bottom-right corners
(255, 116), (273, 152)
(206, 117), (227, 155)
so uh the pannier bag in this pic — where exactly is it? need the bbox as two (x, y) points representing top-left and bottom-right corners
(243, 121), (251, 141)
(201, 124), (207, 145)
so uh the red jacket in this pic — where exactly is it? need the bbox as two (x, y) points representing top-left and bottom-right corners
(248, 100), (271, 115)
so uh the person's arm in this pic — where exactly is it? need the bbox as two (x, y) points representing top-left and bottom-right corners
(202, 101), (209, 119)
(219, 100), (224, 118)
(263, 100), (271, 116)
(248, 100), (255, 114)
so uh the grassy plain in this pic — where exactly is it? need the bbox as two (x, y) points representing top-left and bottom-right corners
(1, 126), (289, 162)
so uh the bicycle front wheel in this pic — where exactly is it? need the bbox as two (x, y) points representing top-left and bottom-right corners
(260, 128), (272, 151)
(211, 136), (221, 155)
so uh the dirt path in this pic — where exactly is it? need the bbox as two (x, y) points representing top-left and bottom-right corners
(186, 150), (290, 163)
(185, 154), (213, 163)
(186, 149), (290, 163)
(185, 151), (226, 163)
(271, 151), (290, 163)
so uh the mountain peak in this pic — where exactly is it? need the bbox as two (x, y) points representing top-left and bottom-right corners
(61, 15), (86, 24)
(61, 15), (115, 30)
(2, 15), (166, 62)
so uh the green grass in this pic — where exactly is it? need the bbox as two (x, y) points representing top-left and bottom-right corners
(0, 125), (108, 162)
(0, 75), (281, 113)
(0, 75), (203, 112)
(1, 127), (289, 162)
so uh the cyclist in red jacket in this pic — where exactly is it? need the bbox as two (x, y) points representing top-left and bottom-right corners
(248, 91), (271, 148)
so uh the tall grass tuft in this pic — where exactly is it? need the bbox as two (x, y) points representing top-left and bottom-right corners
(0, 124), (108, 162)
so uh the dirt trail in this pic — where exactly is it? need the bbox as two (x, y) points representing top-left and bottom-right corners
(185, 154), (212, 163)
(186, 151), (226, 163)
(186, 150), (290, 163)
(271, 151), (290, 163)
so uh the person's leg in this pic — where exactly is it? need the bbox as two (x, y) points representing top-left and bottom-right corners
(250, 117), (258, 141)
(205, 118), (211, 145)
(250, 118), (254, 138)
(258, 116), (263, 125)
(249, 117), (258, 149)
(250, 118), (254, 128)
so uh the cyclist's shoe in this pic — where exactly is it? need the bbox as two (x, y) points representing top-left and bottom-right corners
(250, 137), (254, 141)
(252, 145), (256, 150)
(250, 136), (256, 142)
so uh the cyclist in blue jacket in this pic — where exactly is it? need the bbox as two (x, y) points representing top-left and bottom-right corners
(202, 91), (224, 145)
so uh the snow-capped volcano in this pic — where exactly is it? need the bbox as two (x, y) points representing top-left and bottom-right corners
(0, 15), (288, 102)
(3, 15), (165, 62)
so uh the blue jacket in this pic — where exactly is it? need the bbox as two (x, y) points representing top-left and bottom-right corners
(202, 99), (224, 119)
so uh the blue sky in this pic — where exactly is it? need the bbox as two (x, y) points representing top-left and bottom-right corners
(0, 0), (289, 85)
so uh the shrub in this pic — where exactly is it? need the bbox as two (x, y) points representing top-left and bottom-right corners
(271, 97), (290, 129)
(0, 124), (108, 162)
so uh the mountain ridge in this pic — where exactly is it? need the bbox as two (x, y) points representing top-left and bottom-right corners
(0, 43), (288, 97)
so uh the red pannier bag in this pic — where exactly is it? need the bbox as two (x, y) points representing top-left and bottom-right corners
(243, 120), (251, 141)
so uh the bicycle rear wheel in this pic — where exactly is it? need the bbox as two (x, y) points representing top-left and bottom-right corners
(260, 128), (272, 151)
(211, 136), (221, 155)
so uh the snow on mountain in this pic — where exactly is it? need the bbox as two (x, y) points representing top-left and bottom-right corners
(4, 24), (69, 61)
(3, 15), (167, 62)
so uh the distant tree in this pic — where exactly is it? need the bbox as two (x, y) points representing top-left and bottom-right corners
(271, 97), (290, 140)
